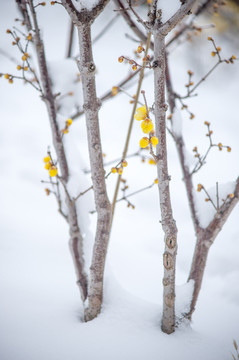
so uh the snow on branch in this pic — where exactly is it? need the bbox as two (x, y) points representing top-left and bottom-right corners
(61, 0), (110, 24)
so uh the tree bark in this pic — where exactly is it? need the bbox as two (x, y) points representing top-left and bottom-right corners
(187, 178), (239, 317)
(19, 0), (88, 302)
(153, 30), (178, 334)
(76, 24), (112, 321)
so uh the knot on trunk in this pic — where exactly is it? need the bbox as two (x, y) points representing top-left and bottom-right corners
(163, 252), (173, 269)
(166, 235), (176, 249)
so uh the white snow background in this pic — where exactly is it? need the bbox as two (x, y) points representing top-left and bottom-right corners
(0, 1), (239, 359)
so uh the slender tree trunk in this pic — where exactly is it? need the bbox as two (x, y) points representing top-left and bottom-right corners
(67, 197), (88, 301)
(22, 0), (88, 302)
(187, 179), (239, 317)
(153, 30), (178, 334)
(187, 229), (211, 319)
(76, 24), (112, 321)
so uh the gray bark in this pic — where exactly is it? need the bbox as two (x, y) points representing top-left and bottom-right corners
(18, 0), (88, 302)
(76, 24), (112, 321)
(153, 30), (178, 334)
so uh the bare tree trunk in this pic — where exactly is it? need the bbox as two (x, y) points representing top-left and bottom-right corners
(76, 24), (111, 321)
(67, 197), (88, 301)
(187, 229), (211, 319)
(165, 53), (239, 320)
(187, 179), (239, 317)
(153, 30), (178, 334)
(19, 0), (88, 302)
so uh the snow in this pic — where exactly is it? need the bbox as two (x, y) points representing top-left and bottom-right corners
(195, 181), (237, 228)
(72, 0), (99, 12)
(1, 1), (239, 360)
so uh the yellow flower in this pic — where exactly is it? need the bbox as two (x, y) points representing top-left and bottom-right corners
(117, 167), (123, 175)
(66, 118), (73, 126)
(134, 105), (147, 121)
(121, 160), (128, 167)
(111, 167), (117, 174)
(154, 178), (158, 184)
(149, 158), (156, 165)
(49, 166), (58, 177)
(43, 156), (51, 163)
(139, 137), (149, 148)
(44, 162), (51, 170)
(150, 136), (159, 147)
(141, 119), (153, 134)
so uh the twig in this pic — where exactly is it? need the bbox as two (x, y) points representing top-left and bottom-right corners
(111, 32), (152, 225)
(93, 14), (120, 44)
(66, 21), (75, 58)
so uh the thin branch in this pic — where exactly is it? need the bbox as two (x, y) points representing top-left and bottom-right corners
(27, 0), (69, 182)
(166, 0), (214, 47)
(71, 67), (141, 120)
(116, 182), (155, 203)
(93, 13), (119, 44)
(111, 32), (152, 225)
(66, 21), (75, 58)
(160, 0), (197, 36)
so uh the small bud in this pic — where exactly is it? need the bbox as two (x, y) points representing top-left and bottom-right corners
(205, 198), (210, 202)
(117, 167), (123, 175)
(154, 178), (158, 184)
(227, 146), (231, 152)
(118, 56), (124, 63)
(137, 45), (144, 54)
(228, 193), (234, 199)
(62, 128), (69, 134)
(197, 184), (203, 192)
(17, 65), (22, 70)
(132, 65), (137, 71)
(211, 51), (216, 57)
(111, 86), (118, 96)
(111, 167), (117, 174)
(216, 46), (221, 52)
(45, 188), (50, 196)
(24, 66), (28, 71)
(6, 29), (11, 34)
(204, 121), (210, 126)
(4, 74), (10, 79)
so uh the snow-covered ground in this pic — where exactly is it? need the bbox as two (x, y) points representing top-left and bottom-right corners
(0, 1), (239, 359)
